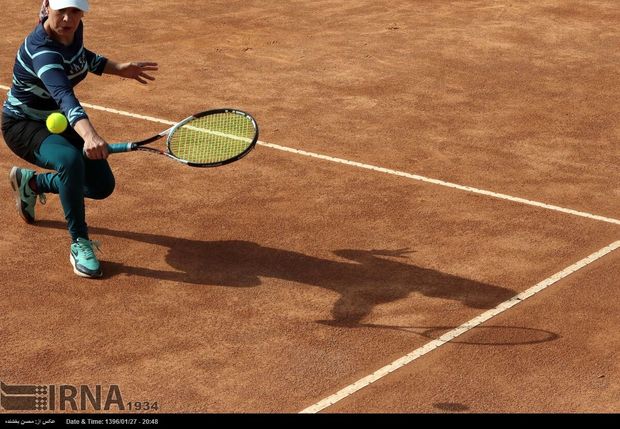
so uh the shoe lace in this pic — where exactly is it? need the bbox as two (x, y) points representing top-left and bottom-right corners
(24, 183), (46, 205)
(76, 238), (102, 259)
(21, 172), (45, 205)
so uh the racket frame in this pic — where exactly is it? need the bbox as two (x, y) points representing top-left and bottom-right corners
(108, 108), (259, 168)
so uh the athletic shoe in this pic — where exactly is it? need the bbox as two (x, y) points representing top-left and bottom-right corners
(70, 238), (103, 278)
(9, 166), (46, 224)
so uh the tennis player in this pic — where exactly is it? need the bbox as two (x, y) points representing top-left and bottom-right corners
(1, 0), (158, 278)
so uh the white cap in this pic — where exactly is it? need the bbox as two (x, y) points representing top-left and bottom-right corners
(48, 0), (90, 12)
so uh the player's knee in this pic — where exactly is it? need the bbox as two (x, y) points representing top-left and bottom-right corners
(99, 174), (115, 199)
(88, 174), (115, 200)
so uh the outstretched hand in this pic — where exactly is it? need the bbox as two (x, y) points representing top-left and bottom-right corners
(115, 62), (159, 84)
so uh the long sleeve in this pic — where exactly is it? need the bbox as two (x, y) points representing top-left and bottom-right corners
(32, 52), (88, 126)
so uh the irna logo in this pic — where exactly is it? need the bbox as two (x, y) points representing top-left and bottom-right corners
(0, 381), (125, 411)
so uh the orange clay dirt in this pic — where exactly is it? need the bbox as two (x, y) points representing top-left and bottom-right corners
(0, 0), (618, 413)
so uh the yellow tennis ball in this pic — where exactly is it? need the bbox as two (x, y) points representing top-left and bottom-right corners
(46, 112), (68, 134)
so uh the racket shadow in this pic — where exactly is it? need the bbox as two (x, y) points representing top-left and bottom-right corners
(39, 220), (516, 326)
(331, 323), (560, 345)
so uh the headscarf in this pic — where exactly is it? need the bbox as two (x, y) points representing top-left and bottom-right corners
(39, 0), (49, 23)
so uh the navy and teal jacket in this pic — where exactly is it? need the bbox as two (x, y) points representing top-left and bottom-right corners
(2, 18), (107, 127)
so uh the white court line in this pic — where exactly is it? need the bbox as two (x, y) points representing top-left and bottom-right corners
(258, 142), (620, 225)
(300, 240), (620, 413)
(1, 84), (618, 226)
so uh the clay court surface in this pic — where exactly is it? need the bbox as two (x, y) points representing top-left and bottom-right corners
(1, 0), (618, 413)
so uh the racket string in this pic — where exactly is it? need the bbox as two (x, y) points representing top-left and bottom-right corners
(168, 112), (256, 164)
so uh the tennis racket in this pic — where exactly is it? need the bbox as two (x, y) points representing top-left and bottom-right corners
(105, 109), (259, 167)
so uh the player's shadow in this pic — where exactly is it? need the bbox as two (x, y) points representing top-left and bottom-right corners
(39, 220), (516, 326)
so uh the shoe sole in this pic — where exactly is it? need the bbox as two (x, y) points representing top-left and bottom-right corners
(70, 253), (103, 278)
(9, 167), (32, 224)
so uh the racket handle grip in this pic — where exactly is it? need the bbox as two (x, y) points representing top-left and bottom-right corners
(107, 143), (136, 153)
